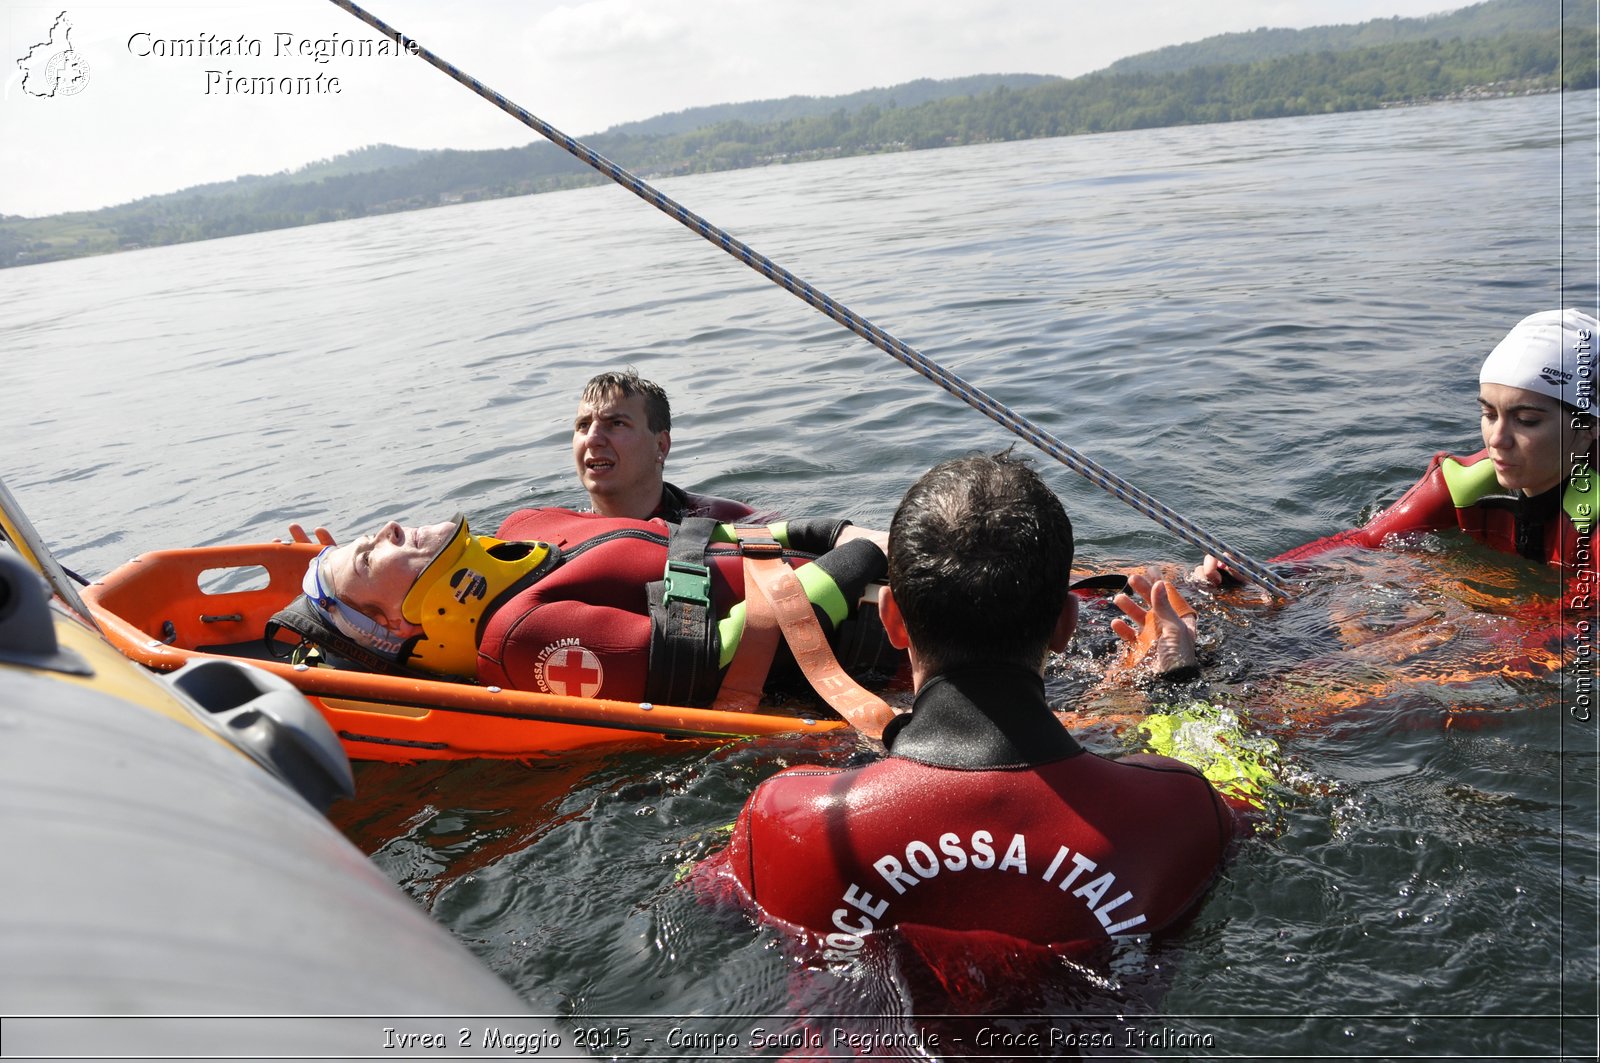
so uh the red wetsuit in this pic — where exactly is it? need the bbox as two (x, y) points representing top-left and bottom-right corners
(718, 666), (1234, 954)
(1275, 448), (1597, 579)
(476, 509), (881, 702)
(1267, 448), (1597, 678)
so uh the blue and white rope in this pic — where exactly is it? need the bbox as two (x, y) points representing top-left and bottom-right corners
(328, 0), (1291, 601)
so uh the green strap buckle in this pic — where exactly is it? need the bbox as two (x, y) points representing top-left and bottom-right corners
(662, 559), (711, 610)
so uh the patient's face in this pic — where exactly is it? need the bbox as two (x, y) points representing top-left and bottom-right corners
(321, 520), (458, 630)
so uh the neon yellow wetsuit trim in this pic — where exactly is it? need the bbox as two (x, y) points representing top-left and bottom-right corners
(1440, 455), (1598, 534)
(707, 521), (852, 668)
(709, 520), (794, 548)
(1439, 456), (1498, 509)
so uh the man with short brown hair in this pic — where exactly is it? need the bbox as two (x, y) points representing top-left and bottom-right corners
(572, 370), (765, 523)
(722, 452), (1232, 954)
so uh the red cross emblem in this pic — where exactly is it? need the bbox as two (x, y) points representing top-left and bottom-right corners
(539, 644), (603, 699)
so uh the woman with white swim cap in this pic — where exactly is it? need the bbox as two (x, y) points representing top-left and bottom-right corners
(1476, 308), (1598, 499)
(1200, 309), (1598, 579)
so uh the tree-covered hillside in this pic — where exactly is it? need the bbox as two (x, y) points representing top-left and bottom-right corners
(1101, 0), (1590, 75)
(3, 0), (1592, 268)
(601, 74), (1063, 137)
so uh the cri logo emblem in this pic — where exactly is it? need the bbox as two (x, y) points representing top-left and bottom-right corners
(534, 638), (604, 698)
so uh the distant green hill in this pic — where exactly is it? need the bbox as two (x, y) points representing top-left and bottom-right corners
(1100, 0), (1589, 76)
(3, 0), (1593, 268)
(601, 74), (1063, 137)
(151, 144), (434, 203)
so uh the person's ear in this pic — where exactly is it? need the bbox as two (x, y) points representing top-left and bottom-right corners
(657, 430), (671, 464)
(879, 585), (910, 651)
(1047, 592), (1078, 654)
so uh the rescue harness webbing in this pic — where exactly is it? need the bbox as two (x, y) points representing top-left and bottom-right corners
(644, 518), (722, 708)
(323, 0), (1293, 604)
(710, 532), (783, 714)
(646, 522), (895, 736)
(720, 528), (895, 738)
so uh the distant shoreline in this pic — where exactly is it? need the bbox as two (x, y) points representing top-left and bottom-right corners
(5, 3), (1590, 270)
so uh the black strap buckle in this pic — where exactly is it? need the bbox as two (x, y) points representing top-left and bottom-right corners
(645, 517), (723, 706)
(737, 535), (783, 560)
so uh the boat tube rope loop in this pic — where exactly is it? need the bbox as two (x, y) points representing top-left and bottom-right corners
(326, 0), (1292, 602)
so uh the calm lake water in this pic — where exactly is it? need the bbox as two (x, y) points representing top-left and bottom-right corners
(5, 90), (1598, 1059)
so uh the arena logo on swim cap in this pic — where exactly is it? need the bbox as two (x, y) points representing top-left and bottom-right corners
(1542, 366), (1574, 387)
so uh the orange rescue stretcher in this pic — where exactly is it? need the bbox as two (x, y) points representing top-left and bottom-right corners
(81, 539), (855, 762)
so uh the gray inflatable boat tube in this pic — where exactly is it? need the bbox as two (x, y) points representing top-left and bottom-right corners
(0, 551), (557, 1057)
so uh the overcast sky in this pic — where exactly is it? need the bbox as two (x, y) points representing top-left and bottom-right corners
(3, 0), (1473, 217)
